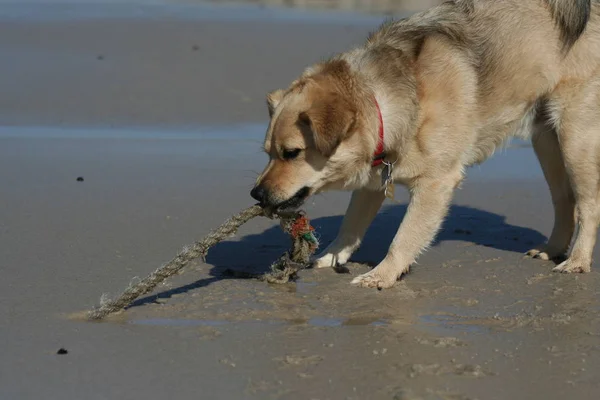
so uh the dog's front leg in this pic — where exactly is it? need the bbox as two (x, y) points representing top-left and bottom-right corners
(312, 188), (386, 269)
(352, 171), (462, 289)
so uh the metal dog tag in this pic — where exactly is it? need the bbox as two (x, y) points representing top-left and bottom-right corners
(382, 161), (395, 201)
(385, 180), (395, 200)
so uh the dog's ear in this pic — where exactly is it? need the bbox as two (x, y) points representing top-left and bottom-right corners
(299, 95), (356, 157)
(266, 89), (285, 117)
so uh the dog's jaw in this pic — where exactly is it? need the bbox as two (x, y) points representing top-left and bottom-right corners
(269, 186), (311, 214)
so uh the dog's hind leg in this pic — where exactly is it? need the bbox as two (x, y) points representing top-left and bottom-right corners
(526, 114), (575, 261)
(311, 188), (386, 269)
(548, 78), (600, 273)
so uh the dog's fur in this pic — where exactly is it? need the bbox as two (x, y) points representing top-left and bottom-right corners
(251, 0), (600, 289)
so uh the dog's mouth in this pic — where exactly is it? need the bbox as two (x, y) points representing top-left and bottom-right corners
(270, 186), (311, 214)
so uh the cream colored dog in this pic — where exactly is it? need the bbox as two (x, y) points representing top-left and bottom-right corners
(251, 0), (600, 289)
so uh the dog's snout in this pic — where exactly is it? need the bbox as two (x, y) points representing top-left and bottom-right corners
(250, 185), (267, 204)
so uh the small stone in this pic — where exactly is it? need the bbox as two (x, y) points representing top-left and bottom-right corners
(333, 265), (350, 274)
(76, 177), (84, 182)
(57, 348), (68, 355)
(97, 55), (104, 60)
(192, 44), (200, 51)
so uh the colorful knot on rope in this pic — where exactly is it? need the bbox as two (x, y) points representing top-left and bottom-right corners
(288, 214), (319, 250)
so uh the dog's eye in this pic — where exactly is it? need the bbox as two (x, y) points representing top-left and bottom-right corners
(282, 148), (302, 160)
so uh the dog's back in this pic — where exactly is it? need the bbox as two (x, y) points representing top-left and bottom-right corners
(368, 0), (600, 70)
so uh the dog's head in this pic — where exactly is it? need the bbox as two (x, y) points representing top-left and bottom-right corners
(251, 61), (376, 212)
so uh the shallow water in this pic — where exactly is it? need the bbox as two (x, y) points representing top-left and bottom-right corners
(0, 124), (541, 182)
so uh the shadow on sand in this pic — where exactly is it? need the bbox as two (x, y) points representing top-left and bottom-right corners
(128, 203), (546, 308)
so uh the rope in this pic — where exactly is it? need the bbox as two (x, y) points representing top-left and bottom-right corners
(86, 205), (318, 321)
(224, 211), (319, 284)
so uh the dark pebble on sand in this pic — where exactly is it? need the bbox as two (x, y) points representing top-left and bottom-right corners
(192, 45), (200, 51)
(57, 348), (68, 355)
(76, 177), (84, 182)
(333, 265), (350, 274)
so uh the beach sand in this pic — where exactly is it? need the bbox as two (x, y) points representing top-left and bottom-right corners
(1, 2), (599, 399)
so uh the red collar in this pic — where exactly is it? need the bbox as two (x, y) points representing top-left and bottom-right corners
(371, 96), (385, 167)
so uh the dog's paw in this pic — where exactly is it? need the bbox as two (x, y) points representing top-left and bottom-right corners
(351, 272), (397, 289)
(525, 248), (549, 260)
(525, 246), (567, 262)
(351, 264), (407, 289)
(311, 245), (355, 269)
(311, 253), (339, 269)
(552, 258), (591, 274)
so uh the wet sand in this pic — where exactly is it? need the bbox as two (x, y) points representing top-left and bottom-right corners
(1, 2), (600, 400)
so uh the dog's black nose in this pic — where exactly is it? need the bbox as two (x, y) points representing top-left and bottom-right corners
(250, 185), (267, 203)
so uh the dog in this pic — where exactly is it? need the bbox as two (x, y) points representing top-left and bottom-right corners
(251, 0), (600, 289)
